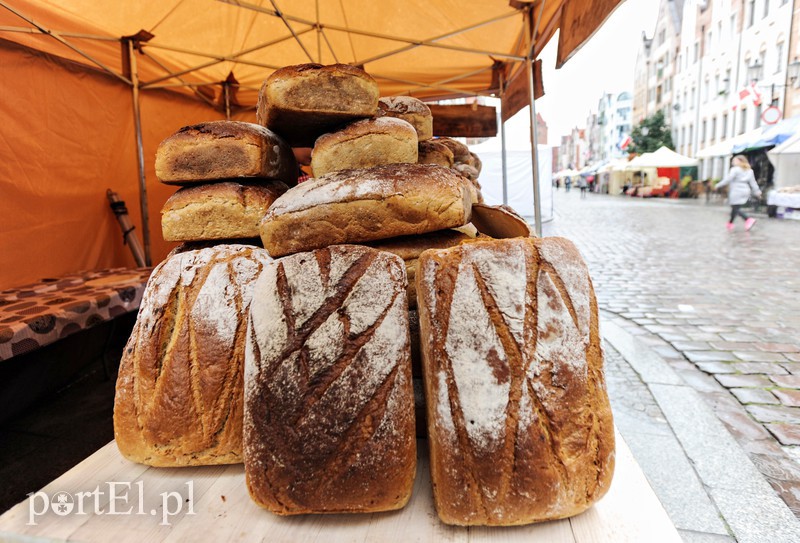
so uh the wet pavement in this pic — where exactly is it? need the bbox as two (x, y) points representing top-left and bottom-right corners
(542, 188), (800, 533)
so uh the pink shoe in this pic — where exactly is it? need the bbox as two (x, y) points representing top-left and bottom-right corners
(726, 222), (734, 232)
(745, 218), (756, 231)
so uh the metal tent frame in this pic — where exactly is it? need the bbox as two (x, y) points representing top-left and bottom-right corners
(0, 0), (565, 263)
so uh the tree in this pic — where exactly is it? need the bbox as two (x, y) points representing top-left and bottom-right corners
(629, 110), (674, 154)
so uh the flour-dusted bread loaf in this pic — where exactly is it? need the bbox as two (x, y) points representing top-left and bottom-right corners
(257, 63), (379, 147)
(260, 163), (472, 257)
(114, 245), (272, 466)
(377, 96), (433, 141)
(311, 117), (418, 177)
(367, 229), (469, 308)
(155, 121), (297, 186)
(161, 181), (288, 242)
(418, 140), (454, 168)
(417, 237), (615, 526)
(244, 245), (416, 514)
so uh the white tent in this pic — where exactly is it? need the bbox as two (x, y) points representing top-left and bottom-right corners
(767, 132), (800, 189)
(471, 137), (554, 222)
(626, 146), (698, 168)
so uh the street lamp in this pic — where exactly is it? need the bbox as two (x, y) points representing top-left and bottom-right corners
(789, 57), (800, 88)
(747, 60), (764, 84)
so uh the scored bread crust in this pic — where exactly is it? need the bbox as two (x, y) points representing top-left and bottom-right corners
(377, 96), (433, 141)
(416, 237), (615, 526)
(244, 245), (416, 514)
(161, 181), (288, 241)
(260, 164), (472, 257)
(257, 63), (379, 147)
(311, 117), (418, 177)
(114, 245), (272, 466)
(155, 121), (297, 185)
(436, 137), (471, 164)
(367, 229), (470, 309)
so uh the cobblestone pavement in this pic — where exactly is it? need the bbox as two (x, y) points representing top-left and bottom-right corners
(541, 190), (800, 516)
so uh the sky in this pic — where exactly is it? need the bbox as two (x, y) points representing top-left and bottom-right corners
(531, 0), (661, 144)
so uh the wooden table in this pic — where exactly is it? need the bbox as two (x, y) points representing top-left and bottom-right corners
(0, 431), (680, 542)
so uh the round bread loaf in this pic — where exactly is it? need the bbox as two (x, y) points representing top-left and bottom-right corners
(418, 140), (454, 168)
(257, 63), (379, 147)
(161, 181), (288, 242)
(260, 163), (472, 257)
(155, 121), (297, 186)
(377, 96), (433, 141)
(469, 151), (482, 174)
(311, 117), (418, 177)
(436, 137), (471, 165)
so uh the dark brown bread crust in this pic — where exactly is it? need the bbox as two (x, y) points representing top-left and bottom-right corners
(114, 245), (272, 466)
(257, 63), (379, 147)
(418, 140), (454, 168)
(155, 121), (297, 185)
(416, 237), (615, 525)
(244, 245), (416, 514)
(377, 96), (433, 141)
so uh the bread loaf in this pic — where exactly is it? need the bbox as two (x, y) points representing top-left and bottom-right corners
(161, 181), (288, 242)
(257, 63), (379, 147)
(416, 237), (615, 525)
(436, 137), (471, 165)
(155, 121), (297, 186)
(114, 245), (272, 466)
(260, 164), (472, 257)
(367, 229), (469, 308)
(377, 96), (433, 141)
(418, 140), (454, 168)
(244, 245), (416, 514)
(310, 117), (418, 177)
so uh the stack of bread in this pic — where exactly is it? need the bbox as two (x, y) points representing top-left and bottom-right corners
(114, 62), (614, 527)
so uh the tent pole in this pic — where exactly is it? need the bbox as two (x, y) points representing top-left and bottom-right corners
(499, 72), (509, 206)
(224, 82), (231, 120)
(526, 5), (544, 237)
(127, 39), (152, 266)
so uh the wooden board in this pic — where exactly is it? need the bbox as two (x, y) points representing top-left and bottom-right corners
(429, 104), (497, 138)
(0, 431), (680, 542)
(500, 59), (543, 123)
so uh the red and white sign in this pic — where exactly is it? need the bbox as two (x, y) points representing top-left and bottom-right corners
(761, 106), (782, 125)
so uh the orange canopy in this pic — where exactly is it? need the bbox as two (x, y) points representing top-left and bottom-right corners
(0, 0), (622, 288)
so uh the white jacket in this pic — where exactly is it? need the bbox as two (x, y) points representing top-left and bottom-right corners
(716, 166), (761, 206)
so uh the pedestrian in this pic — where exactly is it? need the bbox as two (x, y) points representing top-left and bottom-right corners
(578, 176), (587, 198)
(715, 155), (762, 232)
(565, 176), (572, 192)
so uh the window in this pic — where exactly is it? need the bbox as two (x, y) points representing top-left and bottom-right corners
(726, 68), (732, 93)
(776, 42), (784, 73)
(755, 103), (763, 128)
(694, 42), (699, 62)
(659, 29), (666, 45)
(683, 91), (688, 110)
(764, 0), (770, 18)
(704, 78), (710, 103)
(731, 14), (737, 37)
(689, 125), (694, 150)
(748, 0), (755, 27)
(691, 87), (696, 109)
(740, 108), (748, 134)
(681, 127), (686, 150)
(722, 113), (728, 138)
(715, 74), (720, 96)
(701, 120), (707, 142)
(711, 117), (717, 141)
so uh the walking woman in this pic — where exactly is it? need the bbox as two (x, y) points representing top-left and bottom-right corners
(715, 155), (762, 232)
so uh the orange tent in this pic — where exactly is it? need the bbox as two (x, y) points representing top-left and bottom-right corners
(0, 0), (622, 288)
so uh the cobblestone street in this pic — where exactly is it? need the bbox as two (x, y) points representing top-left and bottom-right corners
(543, 189), (800, 518)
